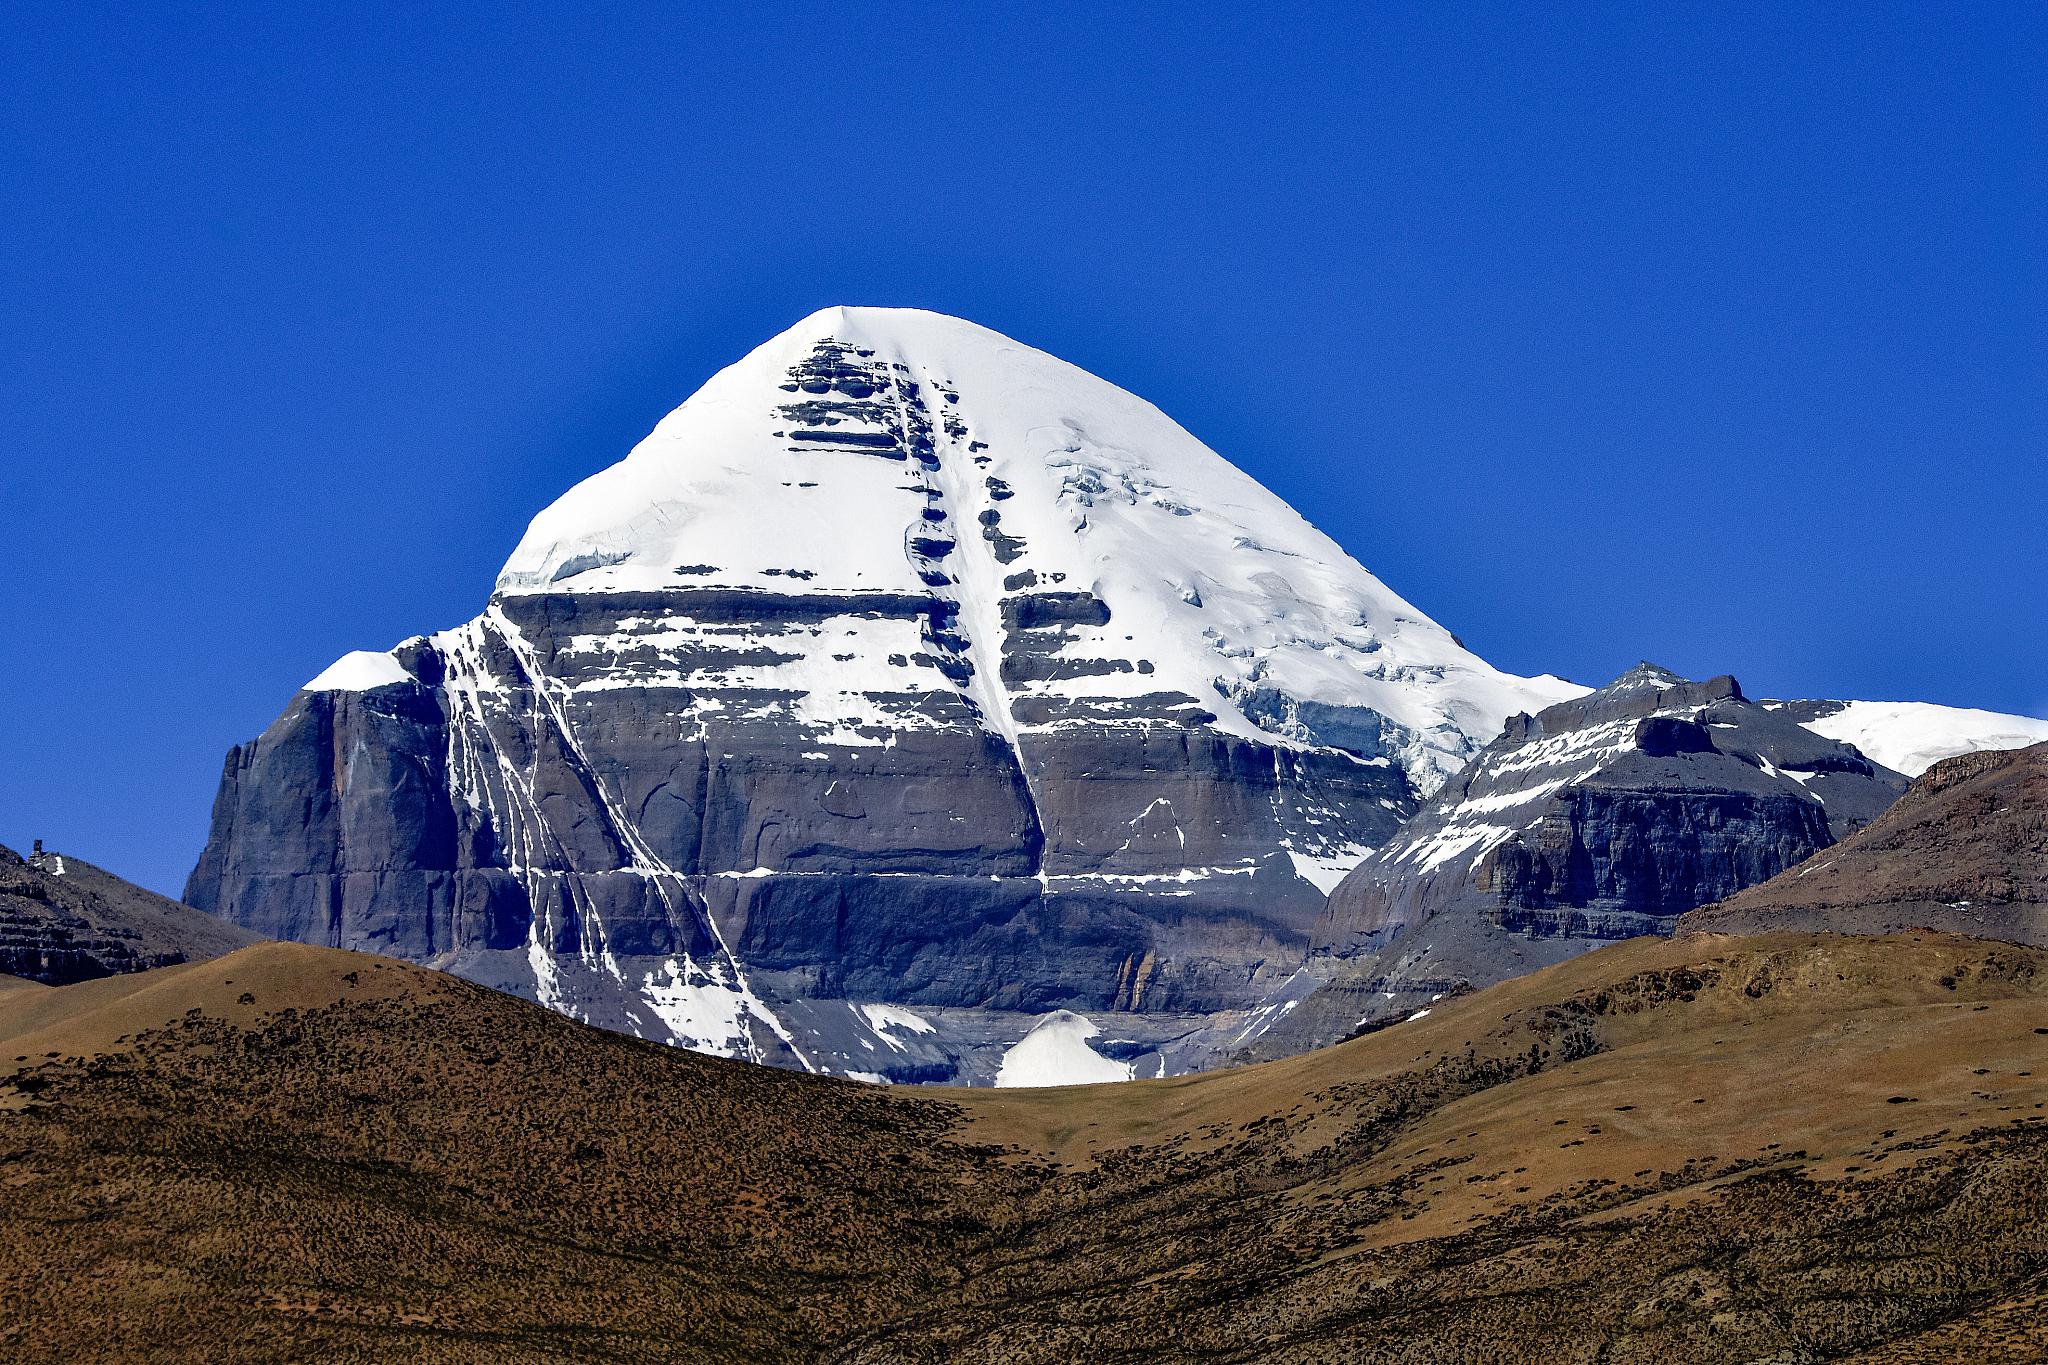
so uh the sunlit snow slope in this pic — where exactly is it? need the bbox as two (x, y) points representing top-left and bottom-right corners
(496, 307), (1585, 792)
(1778, 700), (2048, 778)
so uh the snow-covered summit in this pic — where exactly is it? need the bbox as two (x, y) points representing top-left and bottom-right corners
(301, 650), (413, 693)
(205, 306), (1605, 1083)
(495, 306), (1582, 789)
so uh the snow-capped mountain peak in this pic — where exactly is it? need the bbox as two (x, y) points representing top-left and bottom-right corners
(495, 306), (1581, 790)
(199, 306), (1588, 1084)
(201, 307), (2048, 1085)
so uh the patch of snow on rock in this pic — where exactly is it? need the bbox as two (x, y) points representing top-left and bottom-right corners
(993, 1010), (1135, 1088)
(303, 650), (414, 692)
(855, 1002), (937, 1051)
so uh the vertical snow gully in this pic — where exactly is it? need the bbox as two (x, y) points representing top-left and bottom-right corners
(482, 604), (817, 1071)
(869, 337), (1050, 876)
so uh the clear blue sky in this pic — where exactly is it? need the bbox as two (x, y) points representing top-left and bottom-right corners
(4, 3), (2043, 895)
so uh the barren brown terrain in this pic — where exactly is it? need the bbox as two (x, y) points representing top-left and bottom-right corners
(5, 926), (2047, 1363)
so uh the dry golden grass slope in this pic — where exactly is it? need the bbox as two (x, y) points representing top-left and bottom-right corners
(4, 932), (2047, 1363)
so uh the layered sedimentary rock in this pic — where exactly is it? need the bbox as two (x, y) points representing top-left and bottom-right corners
(1243, 664), (1907, 1057)
(1680, 740), (2048, 944)
(0, 843), (258, 985)
(187, 307), (1580, 1081)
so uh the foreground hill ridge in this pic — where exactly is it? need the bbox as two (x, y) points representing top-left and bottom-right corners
(5, 930), (2047, 1361)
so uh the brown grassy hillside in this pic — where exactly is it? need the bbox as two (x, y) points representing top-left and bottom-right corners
(4, 932), (2047, 1363)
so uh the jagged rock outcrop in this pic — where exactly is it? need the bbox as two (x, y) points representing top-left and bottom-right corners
(1241, 664), (1907, 1058)
(1, 843), (259, 985)
(186, 307), (1581, 1082)
(1679, 740), (2048, 943)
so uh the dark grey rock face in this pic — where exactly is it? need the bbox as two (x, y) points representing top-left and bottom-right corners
(1241, 665), (1909, 1060)
(1, 843), (260, 986)
(187, 586), (1405, 1080)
